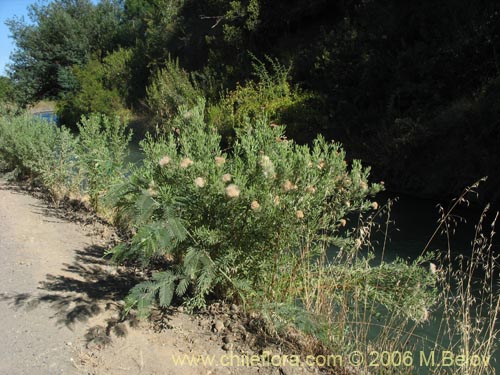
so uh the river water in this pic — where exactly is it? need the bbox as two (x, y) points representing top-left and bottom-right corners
(373, 191), (500, 372)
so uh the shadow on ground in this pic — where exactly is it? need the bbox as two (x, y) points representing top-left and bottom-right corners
(2, 243), (145, 347)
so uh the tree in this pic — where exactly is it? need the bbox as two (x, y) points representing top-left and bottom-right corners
(6, 0), (123, 104)
(0, 76), (14, 103)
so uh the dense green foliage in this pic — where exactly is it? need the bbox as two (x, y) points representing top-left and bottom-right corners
(0, 111), (131, 209)
(57, 49), (133, 125)
(0, 76), (13, 102)
(6, 0), (122, 104)
(105, 101), (438, 344)
(145, 58), (201, 128)
(6, 0), (500, 204)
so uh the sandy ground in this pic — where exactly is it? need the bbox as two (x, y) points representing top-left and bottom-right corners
(0, 179), (316, 375)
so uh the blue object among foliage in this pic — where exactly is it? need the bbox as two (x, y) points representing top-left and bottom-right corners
(34, 111), (59, 125)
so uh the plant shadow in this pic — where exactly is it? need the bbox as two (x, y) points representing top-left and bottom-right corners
(0, 242), (145, 348)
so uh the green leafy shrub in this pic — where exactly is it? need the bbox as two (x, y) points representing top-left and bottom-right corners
(0, 76), (13, 103)
(0, 113), (56, 176)
(0, 113), (80, 201)
(58, 50), (133, 127)
(108, 99), (436, 334)
(146, 58), (202, 129)
(207, 55), (327, 144)
(76, 113), (132, 212)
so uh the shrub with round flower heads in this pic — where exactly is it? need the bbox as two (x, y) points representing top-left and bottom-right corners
(110, 99), (436, 332)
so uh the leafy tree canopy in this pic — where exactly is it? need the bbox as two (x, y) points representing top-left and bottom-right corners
(6, 0), (123, 104)
(0, 76), (14, 102)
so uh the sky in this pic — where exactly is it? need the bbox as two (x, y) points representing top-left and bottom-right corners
(0, 0), (35, 76)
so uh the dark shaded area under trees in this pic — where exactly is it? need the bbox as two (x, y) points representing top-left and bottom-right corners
(4, 0), (500, 205)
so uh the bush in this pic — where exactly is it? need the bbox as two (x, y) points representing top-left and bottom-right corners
(0, 111), (132, 209)
(58, 51), (133, 127)
(0, 113), (80, 201)
(108, 98), (437, 345)
(146, 58), (202, 129)
(207, 55), (327, 145)
(76, 113), (132, 212)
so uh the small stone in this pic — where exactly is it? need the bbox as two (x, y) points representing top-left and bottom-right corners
(177, 306), (184, 313)
(222, 336), (231, 344)
(213, 320), (224, 332)
(222, 343), (233, 351)
(230, 304), (239, 313)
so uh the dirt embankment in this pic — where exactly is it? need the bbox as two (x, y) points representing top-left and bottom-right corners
(0, 179), (320, 375)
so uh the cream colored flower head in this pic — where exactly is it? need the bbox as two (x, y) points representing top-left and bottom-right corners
(225, 184), (240, 198)
(222, 173), (232, 183)
(339, 219), (347, 227)
(360, 180), (368, 191)
(273, 196), (280, 206)
(371, 201), (378, 210)
(215, 156), (226, 166)
(250, 200), (260, 211)
(180, 157), (194, 169)
(296, 210), (304, 219)
(194, 177), (206, 188)
(259, 155), (276, 179)
(429, 263), (437, 274)
(305, 185), (316, 194)
(282, 180), (297, 192)
(146, 187), (157, 197)
(283, 180), (293, 192)
(159, 155), (171, 167)
(317, 160), (325, 170)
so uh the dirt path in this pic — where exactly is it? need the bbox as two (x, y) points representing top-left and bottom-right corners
(0, 180), (91, 374)
(0, 179), (312, 375)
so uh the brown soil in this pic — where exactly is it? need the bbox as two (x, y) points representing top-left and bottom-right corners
(0, 179), (322, 375)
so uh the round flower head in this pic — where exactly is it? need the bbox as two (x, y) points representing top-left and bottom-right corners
(194, 177), (206, 188)
(282, 180), (297, 192)
(339, 219), (347, 227)
(159, 155), (171, 167)
(215, 156), (226, 166)
(296, 210), (305, 219)
(225, 184), (240, 198)
(371, 201), (379, 210)
(273, 196), (281, 206)
(146, 187), (157, 197)
(222, 173), (232, 183)
(180, 157), (194, 169)
(259, 155), (276, 179)
(250, 200), (260, 211)
(305, 185), (316, 194)
(429, 263), (437, 274)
